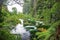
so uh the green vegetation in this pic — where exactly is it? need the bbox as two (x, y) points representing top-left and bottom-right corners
(0, 0), (60, 40)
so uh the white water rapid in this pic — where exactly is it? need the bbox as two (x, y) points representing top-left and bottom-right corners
(10, 19), (30, 40)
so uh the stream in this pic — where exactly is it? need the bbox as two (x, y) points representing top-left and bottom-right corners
(7, 0), (30, 40)
(10, 19), (30, 40)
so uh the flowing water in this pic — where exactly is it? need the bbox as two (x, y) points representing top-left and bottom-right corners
(10, 19), (30, 40)
(7, 0), (30, 40)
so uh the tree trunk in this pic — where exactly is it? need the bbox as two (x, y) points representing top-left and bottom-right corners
(33, 0), (37, 17)
(56, 25), (60, 40)
(0, 0), (3, 27)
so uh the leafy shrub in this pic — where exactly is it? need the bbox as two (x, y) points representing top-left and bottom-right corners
(0, 29), (17, 40)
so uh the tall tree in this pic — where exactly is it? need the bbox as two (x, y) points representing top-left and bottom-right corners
(33, 0), (37, 17)
(0, 0), (5, 27)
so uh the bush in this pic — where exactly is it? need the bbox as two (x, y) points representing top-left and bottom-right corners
(0, 29), (17, 40)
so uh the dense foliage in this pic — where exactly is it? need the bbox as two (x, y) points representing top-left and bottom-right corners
(24, 0), (60, 40)
(0, 0), (60, 40)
